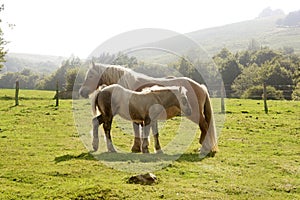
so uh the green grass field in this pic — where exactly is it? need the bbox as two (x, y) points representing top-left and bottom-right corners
(0, 89), (299, 199)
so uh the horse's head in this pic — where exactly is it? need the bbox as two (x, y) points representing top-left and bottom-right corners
(178, 86), (192, 116)
(79, 62), (104, 98)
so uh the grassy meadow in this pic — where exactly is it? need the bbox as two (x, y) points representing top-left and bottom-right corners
(0, 89), (299, 199)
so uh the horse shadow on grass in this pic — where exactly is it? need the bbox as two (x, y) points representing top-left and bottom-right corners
(54, 151), (211, 164)
(54, 152), (95, 163)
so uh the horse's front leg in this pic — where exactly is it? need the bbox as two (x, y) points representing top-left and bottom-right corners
(92, 115), (103, 151)
(131, 122), (142, 153)
(152, 121), (163, 154)
(103, 119), (116, 152)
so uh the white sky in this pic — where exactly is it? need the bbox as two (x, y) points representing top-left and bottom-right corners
(1, 0), (299, 58)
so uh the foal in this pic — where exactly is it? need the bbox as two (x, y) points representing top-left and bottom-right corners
(91, 84), (191, 153)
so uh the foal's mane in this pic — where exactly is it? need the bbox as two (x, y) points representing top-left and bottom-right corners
(142, 85), (181, 95)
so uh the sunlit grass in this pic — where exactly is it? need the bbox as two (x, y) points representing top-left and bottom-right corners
(0, 89), (299, 199)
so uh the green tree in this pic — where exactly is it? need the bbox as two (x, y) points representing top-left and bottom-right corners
(174, 57), (205, 84)
(92, 52), (116, 64)
(236, 50), (251, 67)
(231, 63), (261, 97)
(0, 69), (39, 89)
(286, 54), (300, 84)
(65, 67), (85, 91)
(250, 47), (280, 66)
(292, 82), (300, 100)
(0, 4), (7, 69)
(0, 72), (16, 88)
(241, 85), (284, 100)
(213, 48), (241, 97)
(37, 56), (81, 90)
(178, 57), (192, 77)
(261, 61), (293, 99)
(65, 68), (78, 91)
(216, 48), (232, 59)
(112, 52), (138, 68)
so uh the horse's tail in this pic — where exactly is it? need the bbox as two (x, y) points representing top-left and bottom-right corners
(91, 89), (101, 116)
(202, 91), (219, 154)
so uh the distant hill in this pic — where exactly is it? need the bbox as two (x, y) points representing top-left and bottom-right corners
(276, 10), (300, 27)
(188, 15), (300, 55)
(2, 53), (66, 74)
(133, 12), (300, 63)
(257, 7), (284, 18)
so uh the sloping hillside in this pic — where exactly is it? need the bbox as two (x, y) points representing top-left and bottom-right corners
(3, 53), (65, 74)
(135, 14), (300, 62)
(188, 15), (300, 55)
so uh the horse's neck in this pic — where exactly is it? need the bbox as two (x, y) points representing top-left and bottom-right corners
(155, 90), (179, 108)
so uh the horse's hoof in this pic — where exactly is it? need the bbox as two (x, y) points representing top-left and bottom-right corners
(209, 151), (216, 157)
(199, 150), (216, 160)
(142, 149), (150, 154)
(92, 147), (98, 152)
(92, 138), (99, 151)
(155, 149), (164, 154)
(199, 153), (206, 160)
(131, 146), (141, 153)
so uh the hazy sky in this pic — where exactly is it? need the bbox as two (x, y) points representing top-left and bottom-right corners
(2, 0), (299, 58)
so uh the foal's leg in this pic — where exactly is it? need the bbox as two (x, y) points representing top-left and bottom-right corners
(152, 121), (163, 154)
(131, 122), (142, 153)
(103, 119), (117, 152)
(141, 117), (151, 153)
(92, 115), (103, 151)
(141, 125), (151, 153)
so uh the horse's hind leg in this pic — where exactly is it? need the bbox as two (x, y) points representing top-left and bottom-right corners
(152, 121), (163, 154)
(131, 122), (142, 153)
(199, 114), (209, 145)
(103, 119), (116, 152)
(92, 115), (103, 151)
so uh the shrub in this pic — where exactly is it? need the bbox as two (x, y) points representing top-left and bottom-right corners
(292, 82), (300, 101)
(241, 85), (284, 100)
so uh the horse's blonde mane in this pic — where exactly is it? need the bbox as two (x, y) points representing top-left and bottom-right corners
(92, 63), (139, 88)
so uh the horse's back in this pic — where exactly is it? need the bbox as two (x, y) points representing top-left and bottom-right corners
(155, 76), (208, 97)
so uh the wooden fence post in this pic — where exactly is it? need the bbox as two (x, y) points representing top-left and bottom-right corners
(221, 81), (225, 114)
(15, 80), (19, 106)
(263, 82), (268, 114)
(55, 81), (59, 107)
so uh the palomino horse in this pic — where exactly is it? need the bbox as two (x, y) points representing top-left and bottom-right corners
(79, 63), (218, 156)
(91, 84), (192, 153)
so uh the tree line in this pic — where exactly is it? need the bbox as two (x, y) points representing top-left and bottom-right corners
(0, 56), (84, 92)
(0, 46), (299, 100)
(213, 45), (300, 100)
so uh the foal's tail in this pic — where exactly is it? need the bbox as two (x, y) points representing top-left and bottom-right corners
(202, 91), (219, 153)
(91, 85), (107, 116)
